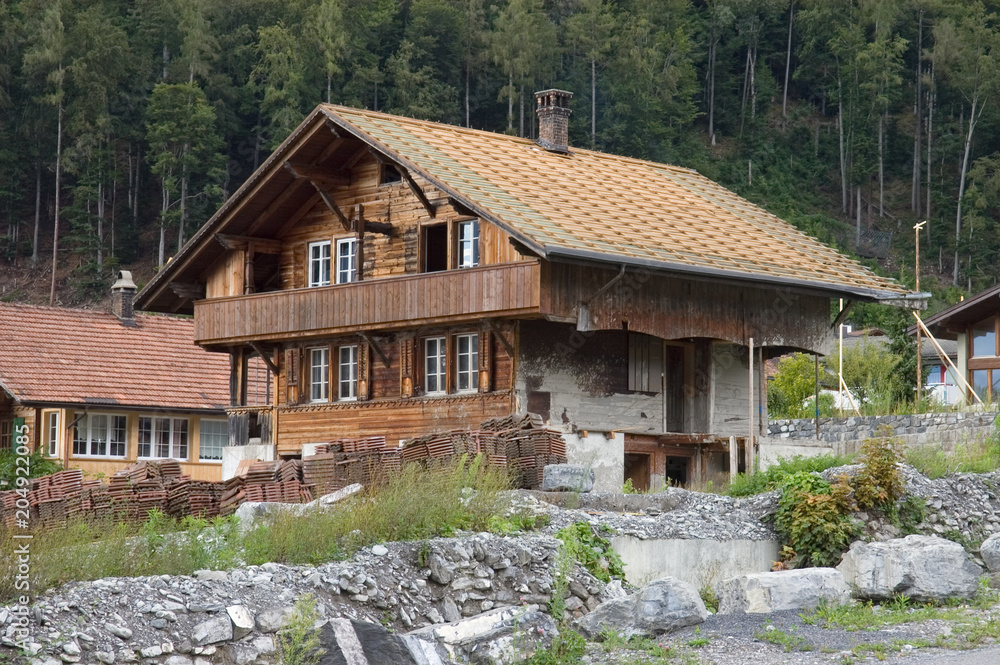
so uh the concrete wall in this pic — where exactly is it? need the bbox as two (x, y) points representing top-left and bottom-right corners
(561, 430), (624, 492)
(610, 536), (781, 588)
(710, 343), (764, 438)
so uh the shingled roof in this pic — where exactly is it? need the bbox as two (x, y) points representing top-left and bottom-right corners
(0, 302), (229, 411)
(137, 104), (909, 313)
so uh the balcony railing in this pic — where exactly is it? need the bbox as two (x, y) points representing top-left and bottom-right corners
(194, 261), (541, 345)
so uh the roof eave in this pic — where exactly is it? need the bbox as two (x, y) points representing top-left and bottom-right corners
(544, 245), (919, 305)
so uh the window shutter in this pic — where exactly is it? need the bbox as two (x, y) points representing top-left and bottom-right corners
(400, 336), (415, 398)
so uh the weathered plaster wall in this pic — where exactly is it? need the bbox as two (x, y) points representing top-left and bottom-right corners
(710, 343), (764, 438)
(610, 536), (781, 588)
(560, 430), (625, 492)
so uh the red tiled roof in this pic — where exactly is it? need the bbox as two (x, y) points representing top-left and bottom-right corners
(0, 302), (229, 411)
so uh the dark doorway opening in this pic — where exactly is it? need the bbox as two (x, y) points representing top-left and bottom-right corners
(422, 224), (448, 272)
(664, 456), (688, 486)
(624, 453), (651, 491)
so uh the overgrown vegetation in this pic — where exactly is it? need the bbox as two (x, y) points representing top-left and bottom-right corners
(853, 426), (905, 511)
(727, 453), (852, 498)
(772, 472), (861, 568)
(0, 447), (62, 485)
(553, 522), (626, 584)
(906, 431), (1000, 478)
(0, 455), (523, 601)
(523, 629), (587, 665)
(277, 594), (325, 665)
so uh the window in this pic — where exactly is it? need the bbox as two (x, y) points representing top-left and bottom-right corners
(308, 241), (331, 287)
(973, 369), (990, 403)
(45, 411), (59, 457)
(425, 337), (447, 394)
(973, 316), (997, 357)
(199, 419), (227, 461)
(0, 421), (11, 450)
(139, 417), (188, 459)
(422, 224), (448, 273)
(457, 220), (480, 268)
(339, 345), (358, 400)
(380, 164), (402, 185)
(73, 414), (127, 458)
(310, 347), (330, 402)
(456, 334), (479, 392)
(336, 238), (357, 284)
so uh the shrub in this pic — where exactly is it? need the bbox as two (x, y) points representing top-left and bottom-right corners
(772, 472), (860, 568)
(553, 522), (626, 583)
(278, 594), (324, 665)
(853, 427), (904, 511)
(727, 453), (852, 497)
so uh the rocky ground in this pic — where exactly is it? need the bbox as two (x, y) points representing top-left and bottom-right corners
(5, 464), (1000, 665)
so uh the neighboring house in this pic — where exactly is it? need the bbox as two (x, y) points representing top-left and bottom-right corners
(0, 273), (232, 481)
(136, 90), (915, 491)
(917, 285), (1000, 404)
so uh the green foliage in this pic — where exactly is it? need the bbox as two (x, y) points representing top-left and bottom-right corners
(278, 594), (325, 665)
(769, 353), (820, 419)
(905, 431), (1000, 478)
(726, 453), (852, 497)
(522, 628), (586, 665)
(553, 521), (626, 584)
(0, 447), (62, 485)
(852, 428), (905, 511)
(622, 478), (639, 494)
(754, 625), (812, 652)
(772, 472), (861, 568)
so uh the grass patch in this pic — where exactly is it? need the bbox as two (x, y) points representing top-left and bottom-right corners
(755, 625), (813, 652)
(0, 455), (524, 601)
(726, 453), (853, 497)
(905, 433), (1000, 479)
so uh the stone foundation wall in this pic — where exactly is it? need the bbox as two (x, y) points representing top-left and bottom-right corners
(766, 410), (998, 456)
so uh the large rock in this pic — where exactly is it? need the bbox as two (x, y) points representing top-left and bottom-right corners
(577, 577), (707, 639)
(542, 465), (595, 493)
(981, 533), (1000, 573)
(716, 568), (851, 614)
(191, 616), (233, 646)
(318, 618), (452, 665)
(837, 535), (983, 602)
(408, 604), (556, 665)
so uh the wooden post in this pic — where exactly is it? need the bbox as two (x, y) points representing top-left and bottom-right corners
(915, 221), (926, 404)
(747, 336), (755, 475)
(815, 354), (821, 440)
(729, 435), (739, 481)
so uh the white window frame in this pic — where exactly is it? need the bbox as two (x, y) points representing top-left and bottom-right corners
(310, 347), (330, 402)
(425, 337), (447, 395)
(308, 240), (331, 287)
(138, 416), (189, 460)
(336, 237), (357, 284)
(199, 419), (227, 462)
(339, 345), (358, 401)
(73, 413), (128, 459)
(45, 411), (60, 457)
(456, 333), (479, 392)
(457, 220), (480, 268)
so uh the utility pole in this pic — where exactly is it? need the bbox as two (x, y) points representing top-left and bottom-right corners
(914, 221), (927, 405)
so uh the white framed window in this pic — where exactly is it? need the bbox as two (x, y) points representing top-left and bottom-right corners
(456, 333), (479, 392)
(0, 420), (11, 450)
(425, 337), (447, 394)
(45, 411), (60, 457)
(336, 237), (357, 284)
(199, 419), (227, 461)
(310, 347), (330, 402)
(139, 417), (189, 460)
(73, 413), (127, 458)
(457, 220), (479, 268)
(308, 240), (331, 287)
(339, 345), (358, 400)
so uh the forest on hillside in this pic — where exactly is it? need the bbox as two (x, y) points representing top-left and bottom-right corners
(3, 0), (1000, 312)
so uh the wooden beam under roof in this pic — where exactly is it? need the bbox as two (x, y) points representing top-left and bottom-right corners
(311, 181), (351, 232)
(248, 342), (280, 376)
(215, 234), (282, 254)
(359, 332), (391, 368)
(169, 281), (205, 300)
(369, 148), (436, 218)
(283, 161), (351, 187)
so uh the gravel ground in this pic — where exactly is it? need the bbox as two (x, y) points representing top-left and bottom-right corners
(579, 604), (1000, 665)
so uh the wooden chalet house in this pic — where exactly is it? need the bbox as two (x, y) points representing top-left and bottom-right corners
(0, 274), (232, 481)
(136, 90), (916, 490)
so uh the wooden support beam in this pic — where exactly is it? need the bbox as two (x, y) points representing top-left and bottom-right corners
(248, 342), (280, 376)
(484, 319), (514, 357)
(310, 181), (351, 232)
(369, 148), (436, 217)
(832, 300), (855, 329)
(359, 332), (391, 368)
(325, 118), (341, 138)
(215, 233), (282, 254)
(365, 220), (393, 236)
(283, 161), (350, 187)
(448, 196), (476, 217)
(169, 281), (205, 300)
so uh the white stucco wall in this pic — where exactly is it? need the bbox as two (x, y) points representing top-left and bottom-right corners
(561, 430), (624, 493)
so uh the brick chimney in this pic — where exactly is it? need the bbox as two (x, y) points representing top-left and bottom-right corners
(111, 270), (137, 325)
(535, 89), (573, 153)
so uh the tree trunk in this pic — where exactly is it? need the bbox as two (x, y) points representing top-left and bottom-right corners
(158, 178), (169, 268)
(838, 70), (847, 214)
(49, 103), (62, 306)
(32, 156), (40, 263)
(465, 66), (470, 128)
(926, 62), (934, 225)
(878, 112), (884, 218)
(740, 47), (752, 136)
(507, 72), (513, 131)
(782, 1), (794, 121)
(856, 185), (861, 246)
(178, 145), (189, 252)
(912, 10), (923, 215)
(97, 177), (104, 266)
(708, 32), (717, 145)
(954, 96), (980, 285)
(591, 58), (597, 148)
(518, 81), (524, 138)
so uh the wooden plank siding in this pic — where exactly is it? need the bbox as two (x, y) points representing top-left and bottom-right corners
(194, 261), (542, 346)
(275, 391), (514, 454)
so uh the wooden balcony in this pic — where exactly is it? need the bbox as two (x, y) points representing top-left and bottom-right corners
(194, 261), (541, 345)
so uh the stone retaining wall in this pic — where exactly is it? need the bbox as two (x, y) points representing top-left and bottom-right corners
(766, 410), (998, 456)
